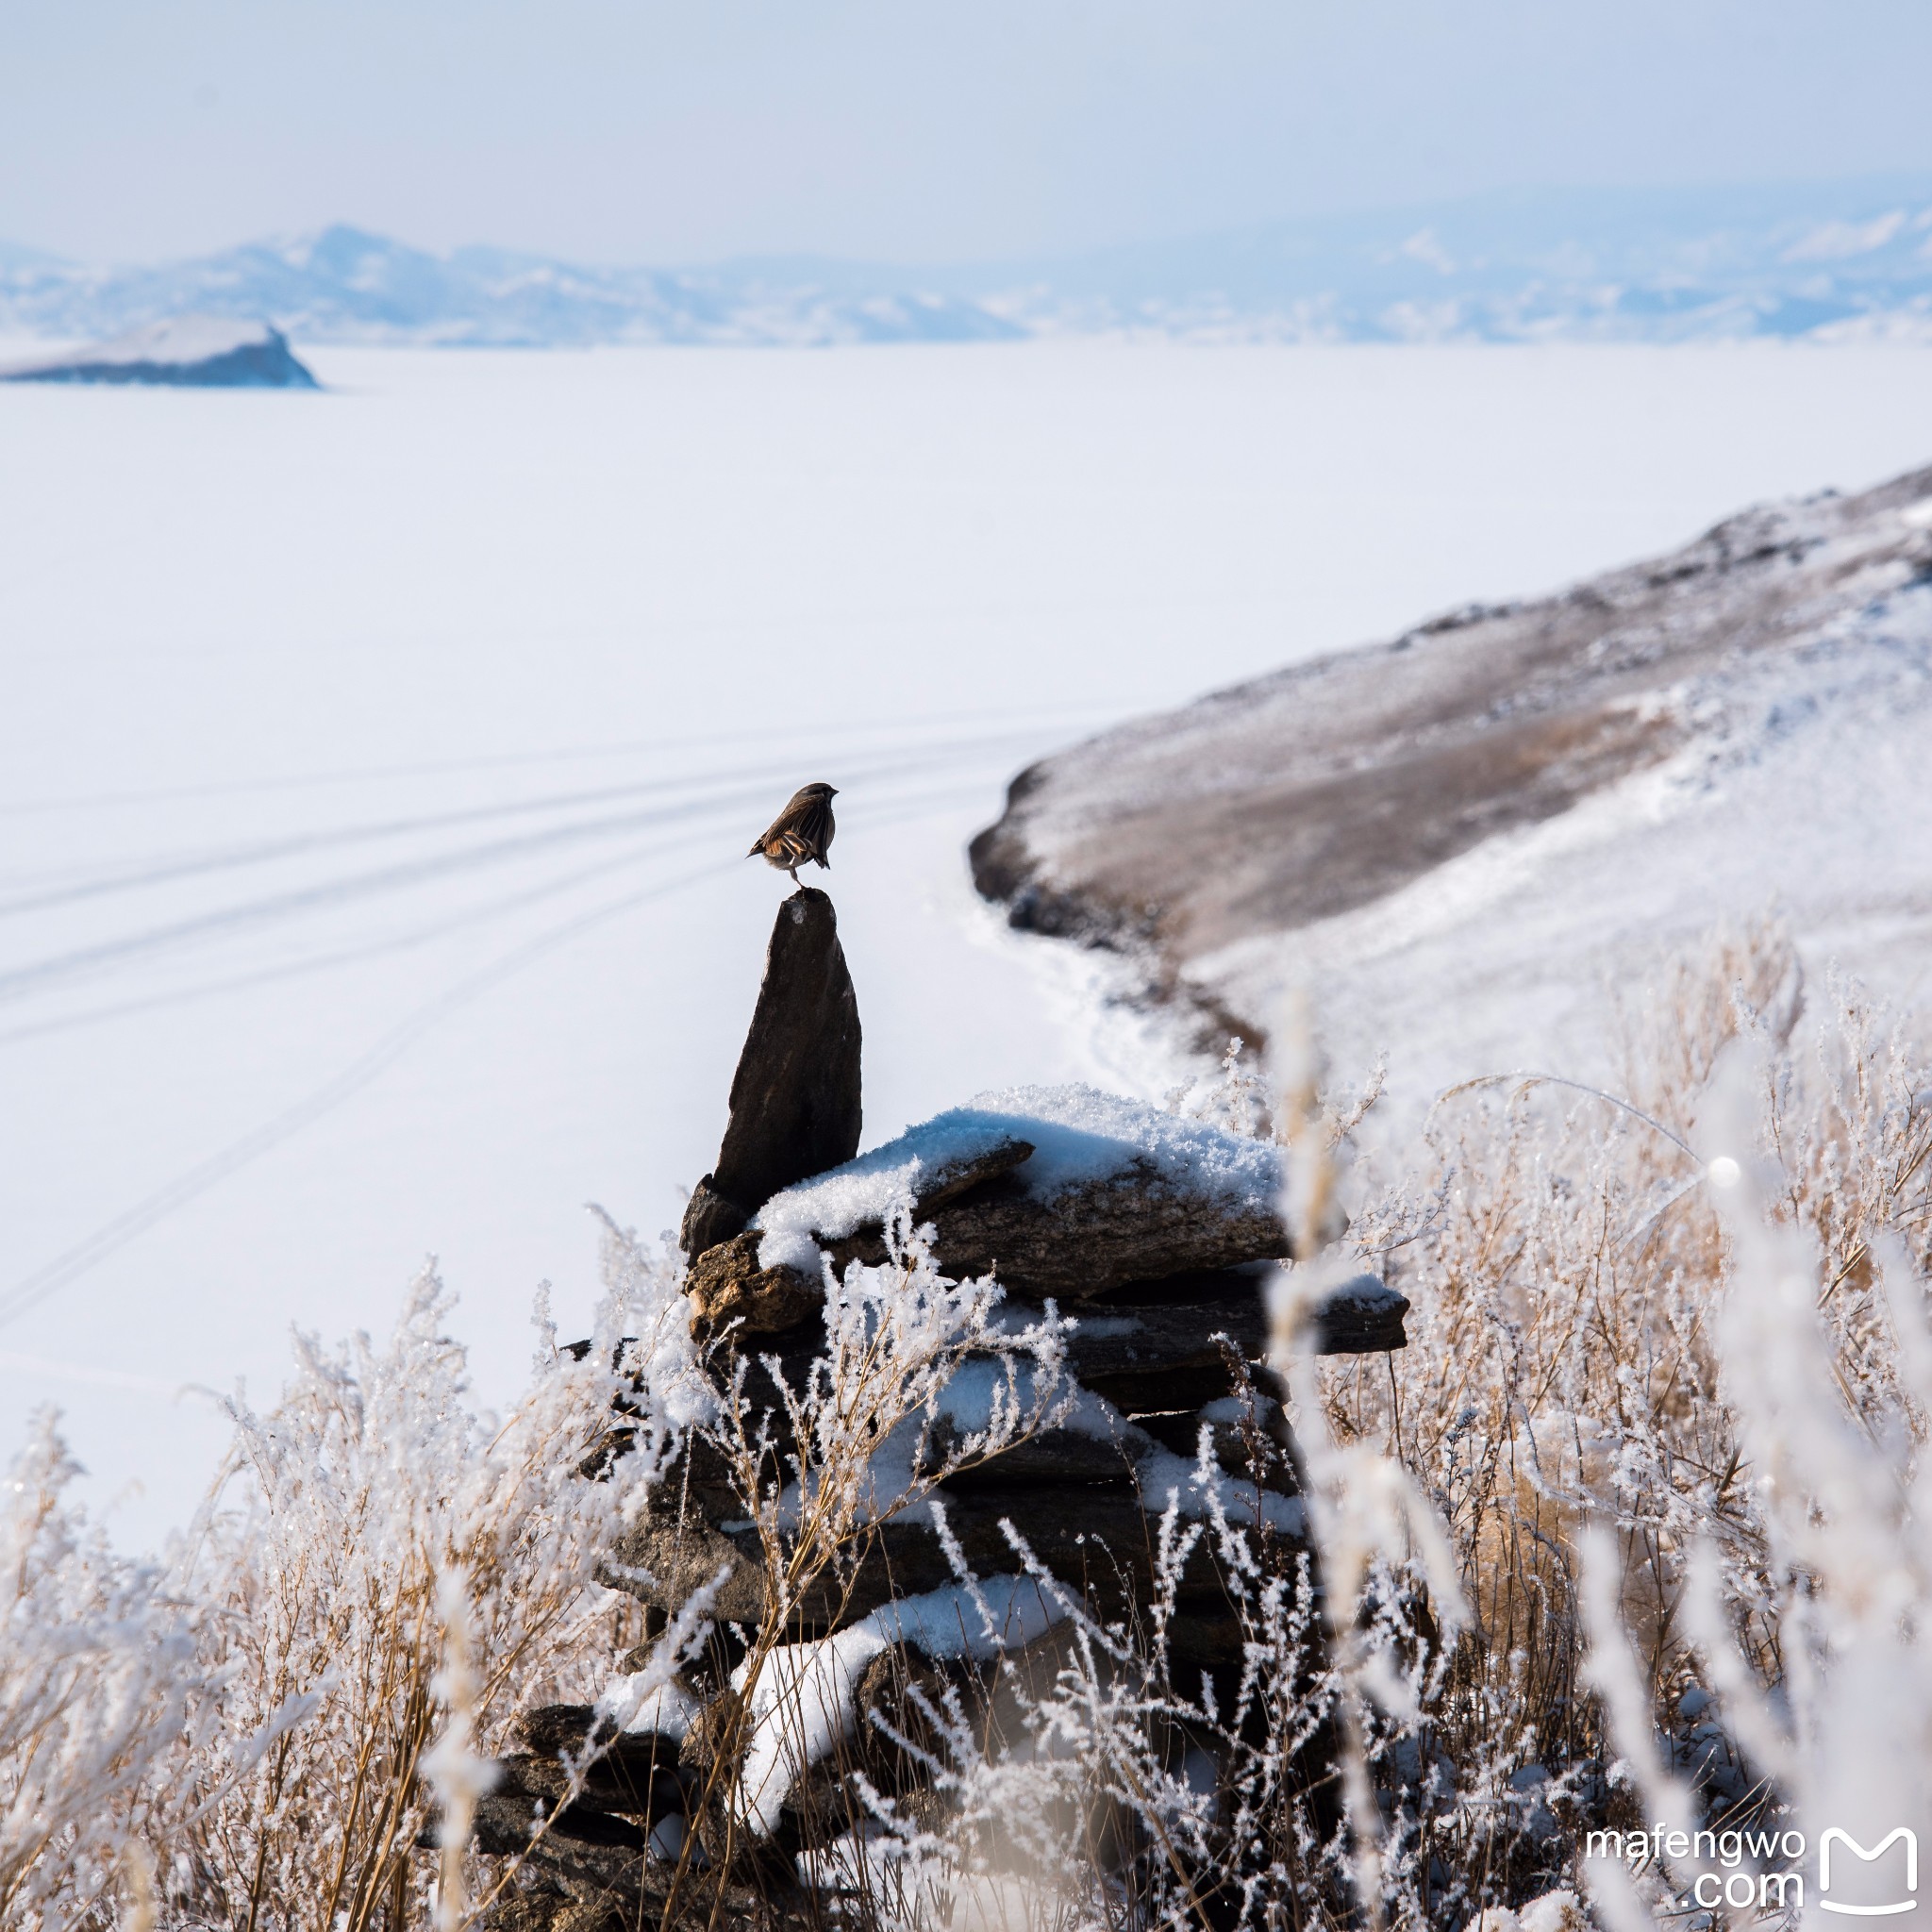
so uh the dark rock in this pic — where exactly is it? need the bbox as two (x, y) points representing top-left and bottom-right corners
(473, 1766), (649, 1853)
(1060, 1280), (1270, 1386)
(1140, 1397), (1304, 1499)
(1309, 1273), (1411, 1354)
(634, 1272), (1392, 1533)
(678, 1175), (749, 1258)
(1062, 1272), (1405, 1408)
(602, 1517), (770, 1626)
(1093, 1364), (1257, 1416)
(474, 1838), (685, 1932)
(679, 888), (860, 1258)
(684, 1230), (819, 1339)
(756, 1093), (1303, 1300)
(676, 1684), (739, 1777)
(0, 317), (320, 389)
(518, 1704), (606, 1759)
(927, 1415), (1152, 1490)
(515, 1705), (686, 1807)
(645, 1434), (748, 1530)
(904, 1135), (1038, 1213)
(610, 1480), (1303, 1638)
(918, 1165), (1288, 1298)
(695, 1137), (1037, 1340)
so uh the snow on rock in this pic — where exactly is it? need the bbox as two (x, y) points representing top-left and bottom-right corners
(962, 1083), (1281, 1201)
(1131, 1441), (1306, 1537)
(755, 1083), (1281, 1274)
(0, 316), (319, 388)
(773, 1343), (1299, 1541)
(592, 1672), (703, 1741)
(1470, 1891), (1589, 1932)
(729, 1574), (1068, 1835)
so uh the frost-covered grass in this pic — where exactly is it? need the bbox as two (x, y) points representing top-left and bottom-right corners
(2, 1236), (703, 1932)
(1313, 920), (1932, 1926)
(7, 918), (1931, 1929)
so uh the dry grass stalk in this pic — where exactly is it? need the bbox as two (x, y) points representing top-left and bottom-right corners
(7, 916), (1930, 1932)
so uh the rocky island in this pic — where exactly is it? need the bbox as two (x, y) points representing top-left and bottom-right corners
(0, 314), (319, 388)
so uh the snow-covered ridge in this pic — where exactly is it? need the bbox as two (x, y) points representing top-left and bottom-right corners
(972, 463), (1932, 1105)
(8, 176), (1932, 346)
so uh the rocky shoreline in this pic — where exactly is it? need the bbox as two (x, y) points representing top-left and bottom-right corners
(969, 460), (1932, 1065)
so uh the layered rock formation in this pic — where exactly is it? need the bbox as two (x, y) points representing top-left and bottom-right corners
(478, 876), (1411, 1927)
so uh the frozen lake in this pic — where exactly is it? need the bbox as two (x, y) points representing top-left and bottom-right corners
(6, 339), (1932, 1542)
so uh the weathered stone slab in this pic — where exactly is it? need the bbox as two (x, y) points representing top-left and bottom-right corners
(911, 1134), (1038, 1209)
(924, 1415), (1153, 1489)
(679, 1177), (750, 1259)
(601, 1516), (771, 1626)
(1308, 1274), (1411, 1354)
(679, 887), (860, 1257)
(685, 1230), (819, 1339)
(755, 1088), (1289, 1299)
(603, 1478), (1304, 1636)
(1054, 1270), (1406, 1396)
(922, 1167), (1287, 1298)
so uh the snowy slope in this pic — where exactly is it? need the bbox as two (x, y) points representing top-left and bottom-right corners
(974, 463), (1932, 1114)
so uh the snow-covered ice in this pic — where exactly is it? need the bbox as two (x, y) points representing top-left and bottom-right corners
(6, 340), (1932, 1542)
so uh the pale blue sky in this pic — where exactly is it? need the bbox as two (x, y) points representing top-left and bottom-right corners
(5, 0), (1930, 265)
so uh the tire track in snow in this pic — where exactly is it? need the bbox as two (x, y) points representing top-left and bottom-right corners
(0, 769), (1022, 1323)
(0, 731), (1054, 1007)
(0, 719), (1058, 914)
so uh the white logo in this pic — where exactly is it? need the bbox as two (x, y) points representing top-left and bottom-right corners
(1821, 1828), (1918, 1916)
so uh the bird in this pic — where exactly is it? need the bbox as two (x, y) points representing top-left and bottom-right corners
(747, 782), (838, 890)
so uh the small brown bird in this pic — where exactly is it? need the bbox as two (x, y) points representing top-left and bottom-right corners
(747, 782), (838, 890)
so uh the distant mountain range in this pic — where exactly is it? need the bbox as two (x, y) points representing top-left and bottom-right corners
(7, 178), (1932, 348)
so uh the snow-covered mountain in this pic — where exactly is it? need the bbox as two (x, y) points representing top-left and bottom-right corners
(991, 177), (1932, 342)
(6, 178), (1932, 347)
(0, 225), (1024, 348)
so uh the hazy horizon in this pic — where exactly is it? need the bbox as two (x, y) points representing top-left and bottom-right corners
(2, 167), (1930, 276)
(8, 0), (1932, 269)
